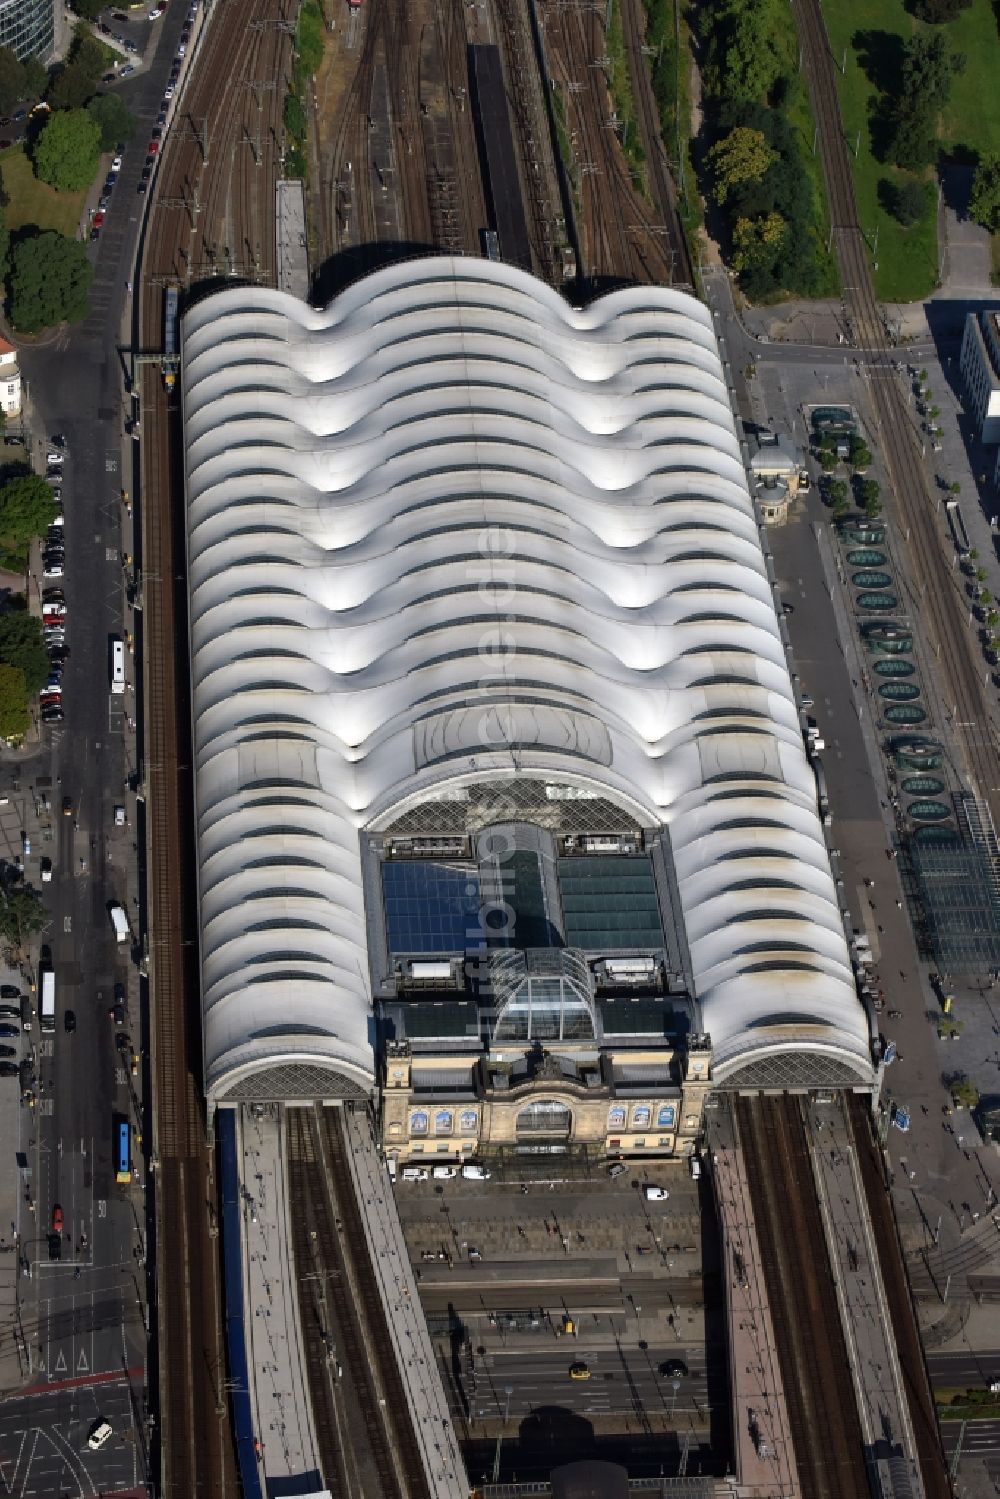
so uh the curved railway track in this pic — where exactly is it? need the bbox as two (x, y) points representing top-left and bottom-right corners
(794, 0), (1000, 821)
(736, 1096), (868, 1499)
(138, 2), (290, 1490)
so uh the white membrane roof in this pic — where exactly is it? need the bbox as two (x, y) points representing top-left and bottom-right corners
(181, 258), (871, 1100)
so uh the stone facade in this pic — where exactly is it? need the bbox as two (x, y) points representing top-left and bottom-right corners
(381, 1036), (713, 1164)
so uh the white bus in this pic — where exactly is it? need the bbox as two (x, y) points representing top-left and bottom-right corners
(110, 637), (125, 695)
(40, 970), (55, 1033)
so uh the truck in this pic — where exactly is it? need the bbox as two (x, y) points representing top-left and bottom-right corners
(40, 970), (55, 1033)
(109, 904), (131, 945)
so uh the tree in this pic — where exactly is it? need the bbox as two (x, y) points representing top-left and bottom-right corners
(22, 56), (47, 99)
(0, 475), (56, 542)
(86, 92), (135, 151)
(829, 480), (848, 507)
(0, 610), (49, 694)
(0, 662), (28, 746)
(708, 126), (777, 205)
(47, 63), (96, 111)
(970, 153), (1000, 234)
(68, 0), (104, 17)
(0, 46), (24, 116)
(849, 436), (872, 469)
(33, 109), (101, 191)
(0, 881), (48, 943)
(887, 34), (961, 170)
(861, 479), (881, 513)
(9, 231), (93, 332)
(913, 0), (971, 19)
(887, 175), (927, 227)
(732, 210), (786, 273)
(0, 201), (9, 285)
(283, 92), (305, 139)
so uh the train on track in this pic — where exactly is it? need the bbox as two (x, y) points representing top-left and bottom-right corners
(163, 284), (179, 391)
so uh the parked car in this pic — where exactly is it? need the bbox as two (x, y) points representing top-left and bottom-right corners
(643, 1184), (669, 1201)
(121, 64), (136, 77)
(46, 451), (63, 465)
(40, 856), (52, 883)
(64, 1009), (76, 1033)
(0, 1060), (20, 1076)
(111, 153), (123, 170)
(659, 1359), (688, 1378)
(0, 985), (21, 999)
(0, 1046), (16, 1059)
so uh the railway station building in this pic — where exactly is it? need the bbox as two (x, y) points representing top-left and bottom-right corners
(180, 257), (874, 1160)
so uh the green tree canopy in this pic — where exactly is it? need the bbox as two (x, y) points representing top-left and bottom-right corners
(9, 231), (93, 332)
(0, 46), (25, 116)
(912, 0), (971, 19)
(970, 153), (1000, 234)
(48, 62), (96, 111)
(0, 609), (49, 695)
(732, 210), (787, 273)
(0, 879), (47, 940)
(22, 56), (47, 99)
(0, 662), (29, 747)
(707, 126), (777, 205)
(68, 0), (103, 17)
(33, 108), (101, 191)
(887, 34), (961, 170)
(886, 175), (927, 227)
(86, 92), (135, 151)
(0, 474), (57, 543)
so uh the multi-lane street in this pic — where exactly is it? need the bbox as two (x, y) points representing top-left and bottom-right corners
(0, 4), (196, 1485)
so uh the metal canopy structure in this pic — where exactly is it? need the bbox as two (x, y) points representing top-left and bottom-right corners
(181, 258), (872, 1105)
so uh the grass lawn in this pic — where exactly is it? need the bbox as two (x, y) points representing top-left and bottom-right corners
(818, 0), (948, 302)
(0, 145), (86, 239)
(783, 73), (840, 297)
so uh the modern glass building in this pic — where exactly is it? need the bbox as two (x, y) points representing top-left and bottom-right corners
(0, 0), (54, 60)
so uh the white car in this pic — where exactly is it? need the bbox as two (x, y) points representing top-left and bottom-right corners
(43, 560), (64, 578)
(643, 1185), (669, 1202)
(176, 41), (186, 55)
(87, 1419), (113, 1451)
(164, 85), (174, 100)
(111, 153), (123, 171)
(401, 1167), (428, 1182)
(149, 4), (164, 16)
(461, 1163), (491, 1180)
(114, 804), (126, 827)
(46, 451), (64, 465)
(431, 1165), (457, 1179)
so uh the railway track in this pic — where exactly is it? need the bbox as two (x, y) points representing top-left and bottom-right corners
(543, 0), (674, 286)
(618, 0), (692, 286)
(285, 1107), (433, 1499)
(139, 1), (290, 1490)
(849, 1098), (952, 1498)
(736, 1096), (868, 1499)
(794, 0), (1000, 823)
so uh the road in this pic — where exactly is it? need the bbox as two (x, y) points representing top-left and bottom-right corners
(0, 4), (194, 1487)
(466, 1344), (706, 1423)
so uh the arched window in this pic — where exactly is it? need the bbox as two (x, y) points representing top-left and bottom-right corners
(516, 1099), (571, 1136)
(459, 1109), (478, 1133)
(632, 1106), (651, 1128)
(657, 1104), (676, 1128)
(410, 1110), (428, 1136)
(608, 1105), (626, 1129)
(435, 1110), (453, 1135)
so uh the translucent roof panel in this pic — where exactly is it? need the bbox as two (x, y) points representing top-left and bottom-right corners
(182, 258), (872, 1099)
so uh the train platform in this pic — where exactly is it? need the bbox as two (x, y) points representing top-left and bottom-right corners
(340, 1107), (469, 1499)
(236, 1105), (327, 1495)
(704, 1106), (800, 1498)
(276, 180), (309, 299)
(807, 1095), (925, 1495)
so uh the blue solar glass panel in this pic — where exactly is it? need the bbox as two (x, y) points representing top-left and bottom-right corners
(383, 861), (483, 954)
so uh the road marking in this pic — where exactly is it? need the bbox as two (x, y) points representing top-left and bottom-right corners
(76, 1349), (89, 1373)
(54, 1349), (66, 1374)
(63, 915), (72, 932)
